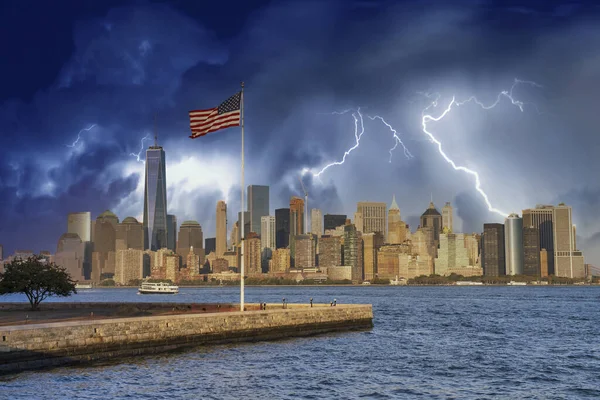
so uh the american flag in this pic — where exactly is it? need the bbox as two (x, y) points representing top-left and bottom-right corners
(188, 92), (241, 138)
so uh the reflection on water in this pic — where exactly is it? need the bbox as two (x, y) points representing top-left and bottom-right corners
(1, 286), (600, 399)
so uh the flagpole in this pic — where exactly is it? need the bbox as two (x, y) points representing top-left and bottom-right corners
(240, 81), (245, 312)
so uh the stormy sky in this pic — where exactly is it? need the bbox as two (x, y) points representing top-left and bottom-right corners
(1, 0), (599, 265)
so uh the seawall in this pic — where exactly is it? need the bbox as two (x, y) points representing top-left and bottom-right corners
(0, 303), (372, 374)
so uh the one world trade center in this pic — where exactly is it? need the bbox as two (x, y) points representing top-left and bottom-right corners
(143, 136), (168, 250)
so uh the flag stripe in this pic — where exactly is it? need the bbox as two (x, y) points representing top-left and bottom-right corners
(188, 91), (241, 137)
(190, 111), (240, 129)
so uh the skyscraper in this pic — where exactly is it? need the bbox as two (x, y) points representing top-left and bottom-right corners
(387, 195), (403, 244)
(553, 203), (585, 278)
(442, 202), (453, 233)
(483, 223), (505, 276)
(505, 214), (524, 276)
(344, 224), (363, 282)
(143, 139), (168, 251)
(523, 226), (541, 277)
(176, 221), (204, 267)
(261, 216), (276, 250)
(275, 208), (290, 249)
(356, 202), (386, 236)
(420, 202), (442, 247)
(295, 234), (316, 269)
(167, 214), (177, 252)
(237, 211), (250, 242)
(311, 209), (322, 236)
(67, 212), (91, 278)
(116, 217), (144, 251)
(318, 236), (342, 267)
(92, 210), (119, 280)
(290, 196), (304, 235)
(205, 237), (216, 255)
(522, 205), (555, 275)
(363, 232), (384, 281)
(216, 200), (227, 256)
(324, 214), (347, 231)
(248, 185), (269, 235)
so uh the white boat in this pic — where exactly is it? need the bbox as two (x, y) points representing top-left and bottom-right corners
(455, 281), (483, 286)
(507, 281), (527, 286)
(75, 283), (93, 289)
(138, 282), (179, 294)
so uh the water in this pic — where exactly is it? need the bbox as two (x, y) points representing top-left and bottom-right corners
(1, 286), (600, 399)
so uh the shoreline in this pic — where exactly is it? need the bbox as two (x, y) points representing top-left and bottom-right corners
(86, 283), (599, 289)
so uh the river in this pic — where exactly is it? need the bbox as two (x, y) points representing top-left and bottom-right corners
(1, 286), (599, 399)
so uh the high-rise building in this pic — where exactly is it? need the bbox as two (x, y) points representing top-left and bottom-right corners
(553, 203), (585, 278)
(523, 226), (541, 277)
(442, 202), (453, 233)
(344, 224), (363, 282)
(230, 222), (239, 249)
(376, 245), (408, 280)
(261, 216), (276, 250)
(167, 214), (177, 252)
(290, 197), (305, 235)
(205, 238), (216, 255)
(387, 195), (405, 244)
(143, 140), (168, 251)
(56, 233), (85, 281)
(248, 185), (269, 235)
(353, 212), (364, 232)
(540, 249), (549, 278)
(269, 248), (290, 273)
(522, 205), (555, 275)
(115, 217), (144, 251)
(420, 202), (442, 247)
(356, 202), (386, 236)
(324, 214), (347, 231)
(245, 232), (262, 275)
(482, 223), (505, 276)
(237, 211), (250, 241)
(67, 212), (91, 278)
(294, 234), (316, 269)
(114, 249), (144, 285)
(176, 221), (204, 267)
(504, 214), (524, 276)
(68, 212), (91, 241)
(216, 200), (227, 256)
(311, 209), (323, 236)
(275, 208), (290, 249)
(363, 232), (384, 281)
(435, 233), (482, 276)
(318, 236), (342, 268)
(92, 210), (119, 280)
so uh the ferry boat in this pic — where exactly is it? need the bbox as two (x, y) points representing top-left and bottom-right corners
(138, 282), (179, 294)
(75, 283), (93, 289)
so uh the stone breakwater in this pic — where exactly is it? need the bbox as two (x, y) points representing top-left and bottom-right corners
(0, 303), (373, 374)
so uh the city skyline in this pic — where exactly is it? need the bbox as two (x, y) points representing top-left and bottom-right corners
(1, 1), (600, 268)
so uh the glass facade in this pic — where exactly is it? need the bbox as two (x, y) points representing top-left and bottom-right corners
(143, 146), (168, 251)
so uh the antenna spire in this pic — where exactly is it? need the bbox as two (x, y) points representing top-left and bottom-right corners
(153, 113), (158, 147)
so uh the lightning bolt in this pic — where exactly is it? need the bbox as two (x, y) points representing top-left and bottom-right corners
(421, 79), (542, 218)
(312, 108), (366, 177)
(65, 124), (97, 148)
(129, 134), (150, 162)
(367, 115), (414, 162)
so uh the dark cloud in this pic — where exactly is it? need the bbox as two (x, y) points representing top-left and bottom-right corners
(0, 0), (599, 266)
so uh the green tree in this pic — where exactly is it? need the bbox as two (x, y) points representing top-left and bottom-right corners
(0, 256), (77, 310)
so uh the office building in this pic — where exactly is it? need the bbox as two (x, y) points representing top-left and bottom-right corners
(114, 249), (144, 285)
(92, 210), (119, 279)
(269, 248), (290, 273)
(387, 195), (406, 244)
(318, 235), (342, 268)
(275, 208), (290, 249)
(143, 139), (168, 250)
(523, 226), (541, 276)
(261, 216), (276, 250)
(295, 234), (316, 269)
(363, 232), (384, 281)
(356, 202), (386, 236)
(420, 201), (442, 247)
(237, 211), (250, 241)
(205, 237), (216, 255)
(553, 203), (585, 278)
(504, 214), (524, 276)
(167, 214), (177, 252)
(248, 185), (269, 235)
(67, 212), (91, 278)
(115, 217), (144, 251)
(324, 214), (347, 231)
(522, 205), (555, 275)
(442, 202), (453, 233)
(435, 233), (482, 276)
(344, 224), (363, 282)
(245, 232), (262, 275)
(482, 223), (505, 276)
(216, 200), (227, 256)
(290, 196), (305, 235)
(311, 209), (323, 236)
(176, 221), (204, 267)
